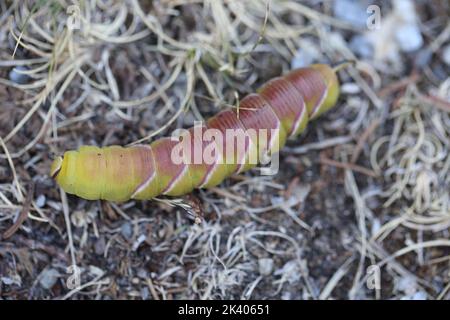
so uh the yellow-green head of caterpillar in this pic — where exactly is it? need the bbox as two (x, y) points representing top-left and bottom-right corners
(50, 145), (154, 202)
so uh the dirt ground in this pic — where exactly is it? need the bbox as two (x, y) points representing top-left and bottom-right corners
(0, 0), (449, 300)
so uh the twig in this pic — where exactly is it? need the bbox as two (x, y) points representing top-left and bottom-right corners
(351, 119), (381, 164)
(146, 277), (161, 300)
(285, 136), (353, 154)
(60, 188), (77, 269)
(320, 156), (378, 178)
(378, 74), (419, 98)
(418, 93), (450, 113)
(2, 183), (35, 239)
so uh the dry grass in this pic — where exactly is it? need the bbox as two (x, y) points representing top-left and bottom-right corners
(0, 0), (449, 300)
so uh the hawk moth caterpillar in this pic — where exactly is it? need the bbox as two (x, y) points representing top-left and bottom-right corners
(51, 63), (343, 202)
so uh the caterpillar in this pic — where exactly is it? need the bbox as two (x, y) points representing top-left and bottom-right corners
(51, 63), (342, 202)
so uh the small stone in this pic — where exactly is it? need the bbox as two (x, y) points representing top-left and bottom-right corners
(132, 277), (140, 284)
(401, 291), (427, 300)
(371, 218), (381, 236)
(120, 222), (133, 239)
(94, 236), (106, 255)
(366, 196), (380, 210)
(443, 45), (450, 67)
(291, 48), (314, 69)
(395, 24), (423, 52)
(270, 196), (284, 206)
(432, 64), (449, 82)
(415, 49), (432, 68)
(39, 269), (60, 289)
(9, 66), (30, 84)
(35, 194), (46, 208)
(1, 275), (21, 286)
(333, 0), (368, 28)
(411, 291), (427, 300)
(274, 260), (301, 284)
(132, 234), (147, 251)
(71, 210), (88, 228)
(141, 286), (150, 300)
(341, 83), (361, 95)
(1, 277), (14, 285)
(281, 291), (292, 300)
(137, 269), (148, 279)
(291, 39), (321, 69)
(394, 0), (417, 23)
(89, 265), (104, 277)
(349, 35), (374, 59)
(396, 275), (417, 295)
(258, 258), (274, 276)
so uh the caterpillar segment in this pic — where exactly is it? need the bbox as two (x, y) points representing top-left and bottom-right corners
(51, 63), (341, 202)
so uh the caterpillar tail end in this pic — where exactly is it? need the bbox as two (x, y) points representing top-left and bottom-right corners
(308, 63), (341, 119)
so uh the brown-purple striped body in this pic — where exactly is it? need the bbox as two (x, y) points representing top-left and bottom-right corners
(51, 64), (340, 201)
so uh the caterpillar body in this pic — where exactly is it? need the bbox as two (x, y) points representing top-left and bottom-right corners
(51, 64), (341, 202)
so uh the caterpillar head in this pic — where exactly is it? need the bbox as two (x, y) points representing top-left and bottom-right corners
(50, 146), (154, 202)
(50, 148), (106, 201)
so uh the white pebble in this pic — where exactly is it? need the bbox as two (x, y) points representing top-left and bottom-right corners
(258, 258), (274, 276)
(35, 194), (46, 208)
(401, 291), (428, 300)
(120, 221), (133, 239)
(349, 35), (374, 59)
(411, 291), (427, 300)
(341, 83), (361, 94)
(1, 275), (21, 286)
(394, 0), (417, 24)
(396, 275), (417, 295)
(281, 291), (292, 300)
(395, 24), (423, 52)
(291, 48), (314, 69)
(333, 0), (368, 28)
(132, 234), (147, 251)
(39, 269), (60, 289)
(9, 66), (30, 84)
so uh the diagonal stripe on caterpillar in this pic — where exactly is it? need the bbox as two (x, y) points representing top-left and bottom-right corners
(51, 63), (342, 202)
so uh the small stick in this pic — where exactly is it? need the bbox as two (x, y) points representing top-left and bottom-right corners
(351, 118), (382, 164)
(378, 73), (419, 97)
(320, 156), (378, 178)
(418, 93), (450, 113)
(2, 183), (35, 239)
